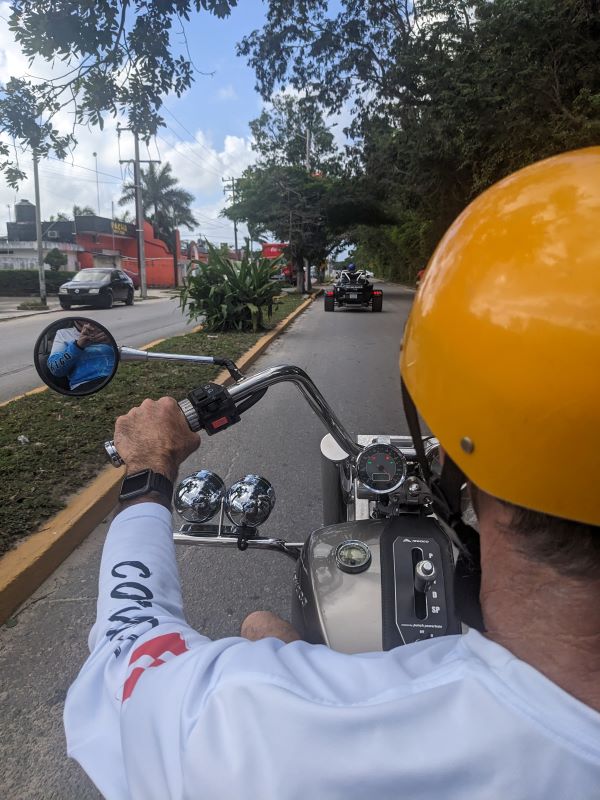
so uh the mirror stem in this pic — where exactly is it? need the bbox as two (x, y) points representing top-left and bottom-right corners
(119, 347), (216, 365)
(213, 358), (244, 381)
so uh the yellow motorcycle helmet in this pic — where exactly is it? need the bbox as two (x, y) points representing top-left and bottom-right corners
(401, 147), (600, 527)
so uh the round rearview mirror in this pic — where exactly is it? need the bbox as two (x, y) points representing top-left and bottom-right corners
(33, 317), (119, 397)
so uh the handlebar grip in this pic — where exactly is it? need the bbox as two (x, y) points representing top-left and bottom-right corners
(104, 399), (201, 468)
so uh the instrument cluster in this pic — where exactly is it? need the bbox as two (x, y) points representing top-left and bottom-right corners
(355, 437), (440, 499)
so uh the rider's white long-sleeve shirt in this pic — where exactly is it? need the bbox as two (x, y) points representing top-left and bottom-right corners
(64, 504), (600, 800)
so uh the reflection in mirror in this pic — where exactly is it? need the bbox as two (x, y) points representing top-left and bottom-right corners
(33, 317), (119, 396)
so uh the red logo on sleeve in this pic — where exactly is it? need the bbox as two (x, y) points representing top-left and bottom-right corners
(122, 632), (188, 701)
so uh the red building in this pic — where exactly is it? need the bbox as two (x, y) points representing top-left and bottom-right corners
(75, 216), (184, 288)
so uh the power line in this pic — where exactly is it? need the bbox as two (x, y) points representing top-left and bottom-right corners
(46, 155), (122, 181)
(39, 167), (122, 185)
(156, 128), (224, 180)
(193, 211), (235, 230)
(193, 209), (231, 224)
(162, 105), (222, 162)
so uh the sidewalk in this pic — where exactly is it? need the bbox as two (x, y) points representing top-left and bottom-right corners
(0, 296), (62, 322)
(0, 290), (173, 323)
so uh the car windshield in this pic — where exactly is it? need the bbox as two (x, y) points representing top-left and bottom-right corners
(72, 270), (110, 282)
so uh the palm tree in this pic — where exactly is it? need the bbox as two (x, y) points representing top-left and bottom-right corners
(72, 204), (95, 216)
(113, 209), (133, 223)
(119, 163), (198, 244)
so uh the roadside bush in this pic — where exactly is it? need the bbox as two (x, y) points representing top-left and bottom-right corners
(179, 243), (283, 332)
(0, 269), (73, 295)
(43, 248), (68, 271)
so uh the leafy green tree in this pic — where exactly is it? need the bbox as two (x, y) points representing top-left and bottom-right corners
(1, 1), (238, 183)
(43, 247), (68, 271)
(241, 0), (600, 281)
(225, 164), (389, 290)
(226, 99), (361, 291)
(119, 162), (197, 245)
(250, 95), (340, 175)
(0, 78), (74, 187)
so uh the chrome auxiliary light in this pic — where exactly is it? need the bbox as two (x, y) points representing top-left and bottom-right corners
(174, 470), (226, 523)
(224, 475), (276, 529)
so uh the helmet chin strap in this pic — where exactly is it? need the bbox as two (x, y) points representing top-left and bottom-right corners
(401, 380), (485, 631)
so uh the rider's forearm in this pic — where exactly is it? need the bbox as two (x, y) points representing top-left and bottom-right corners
(89, 503), (186, 654)
(47, 341), (81, 377)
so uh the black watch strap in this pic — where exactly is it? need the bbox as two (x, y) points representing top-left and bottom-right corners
(119, 469), (174, 503)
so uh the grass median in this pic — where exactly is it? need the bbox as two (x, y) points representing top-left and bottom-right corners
(0, 294), (305, 555)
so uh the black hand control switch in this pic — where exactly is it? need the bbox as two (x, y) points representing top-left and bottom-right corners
(414, 559), (436, 594)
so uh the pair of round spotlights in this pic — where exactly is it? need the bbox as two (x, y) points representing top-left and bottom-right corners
(175, 470), (276, 528)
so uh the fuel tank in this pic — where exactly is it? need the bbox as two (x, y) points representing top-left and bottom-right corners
(292, 514), (460, 654)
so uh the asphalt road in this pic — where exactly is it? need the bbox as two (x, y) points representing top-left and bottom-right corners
(0, 283), (415, 799)
(0, 295), (199, 403)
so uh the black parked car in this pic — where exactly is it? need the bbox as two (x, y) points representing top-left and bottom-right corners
(324, 270), (383, 312)
(58, 268), (135, 309)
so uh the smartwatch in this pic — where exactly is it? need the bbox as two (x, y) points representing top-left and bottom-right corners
(119, 469), (174, 504)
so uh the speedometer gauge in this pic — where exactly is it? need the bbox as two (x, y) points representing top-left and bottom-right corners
(356, 442), (408, 494)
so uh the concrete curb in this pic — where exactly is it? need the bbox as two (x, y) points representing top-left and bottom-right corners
(0, 290), (321, 625)
(0, 306), (62, 323)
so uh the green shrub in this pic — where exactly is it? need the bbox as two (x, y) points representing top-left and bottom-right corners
(0, 270), (73, 296)
(178, 243), (284, 332)
(43, 248), (68, 271)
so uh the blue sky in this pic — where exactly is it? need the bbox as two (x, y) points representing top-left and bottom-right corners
(170, 2), (268, 146)
(0, 0), (286, 246)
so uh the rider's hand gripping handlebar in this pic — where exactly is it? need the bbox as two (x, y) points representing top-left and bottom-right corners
(104, 383), (243, 467)
(105, 364), (361, 469)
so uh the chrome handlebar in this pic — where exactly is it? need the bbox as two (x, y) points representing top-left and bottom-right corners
(104, 363), (360, 466)
(227, 365), (360, 457)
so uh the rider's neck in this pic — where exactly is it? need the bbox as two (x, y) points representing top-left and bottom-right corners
(478, 504), (600, 712)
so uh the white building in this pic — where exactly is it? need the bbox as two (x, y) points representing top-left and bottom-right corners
(0, 240), (82, 271)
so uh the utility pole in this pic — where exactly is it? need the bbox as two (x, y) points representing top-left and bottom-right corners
(93, 151), (100, 215)
(118, 126), (160, 299)
(32, 152), (47, 305)
(222, 177), (239, 257)
(133, 133), (147, 299)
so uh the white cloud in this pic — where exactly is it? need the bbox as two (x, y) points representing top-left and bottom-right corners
(188, 197), (247, 246)
(217, 84), (238, 101)
(0, 2), (256, 239)
(152, 128), (256, 196)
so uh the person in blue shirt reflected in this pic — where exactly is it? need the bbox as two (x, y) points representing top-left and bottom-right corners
(47, 320), (115, 392)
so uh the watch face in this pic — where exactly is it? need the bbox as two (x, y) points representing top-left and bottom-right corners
(121, 470), (152, 498)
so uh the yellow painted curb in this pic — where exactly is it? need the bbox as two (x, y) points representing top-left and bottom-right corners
(0, 290), (321, 625)
(0, 384), (49, 408)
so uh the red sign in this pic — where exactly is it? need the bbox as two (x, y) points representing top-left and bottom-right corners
(261, 242), (287, 259)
